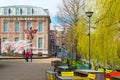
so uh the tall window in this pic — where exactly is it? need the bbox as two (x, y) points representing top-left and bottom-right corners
(38, 38), (43, 48)
(16, 8), (19, 15)
(27, 22), (31, 30)
(4, 8), (7, 15)
(15, 37), (19, 42)
(3, 22), (8, 32)
(38, 22), (43, 33)
(27, 8), (31, 15)
(15, 22), (19, 32)
(3, 38), (7, 42)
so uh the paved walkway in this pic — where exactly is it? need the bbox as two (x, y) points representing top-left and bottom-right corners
(0, 58), (61, 80)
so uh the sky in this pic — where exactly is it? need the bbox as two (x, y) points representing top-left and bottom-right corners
(0, 0), (62, 30)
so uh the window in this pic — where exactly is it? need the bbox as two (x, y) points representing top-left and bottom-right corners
(20, 9), (22, 15)
(3, 38), (7, 42)
(27, 8), (31, 15)
(27, 22), (31, 30)
(15, 37), (19, 42)
(8, 9), (11, 14)
(15, 22), (19, 32)
(4, 8), (7, 15)
(38, 22), (43, 33)
(16, 8), (19, 15)
(3, 22), (8, 32)
(38, 38), (43, 48)
(32, 8), (34, 14)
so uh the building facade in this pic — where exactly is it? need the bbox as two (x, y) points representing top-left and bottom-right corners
(0, 5), (51, 55)
(49, 30), (57, 54)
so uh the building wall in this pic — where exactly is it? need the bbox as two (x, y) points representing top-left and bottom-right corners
(0, 5), (51, 54)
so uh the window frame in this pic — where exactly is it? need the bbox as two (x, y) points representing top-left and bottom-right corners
(3, 37), (7, 42)
(16, 8), (19, 15)
(4, 8), (8, 15)
(15, 37), (19, 42)
(27, 22), (31, 30)
(38, 22), (43, 33)
(3, 22), (8, 32)
(15, 22), (19, 32)
(38, 38), (43, 48)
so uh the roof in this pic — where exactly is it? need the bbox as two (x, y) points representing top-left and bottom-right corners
(0, 5), (50, 16)
(0, 5), (37, 8)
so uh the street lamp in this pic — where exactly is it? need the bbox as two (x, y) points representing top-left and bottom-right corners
(85, 11), (93, 69)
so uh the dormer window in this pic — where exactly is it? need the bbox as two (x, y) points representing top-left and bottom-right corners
(27, 8), (31, 15)
(20, 9), (22, 15)
(16, 8), (19, 15)
(32, 8), (34, 14)
(8, 8), (11, 14)
(4, 8), (7, 15)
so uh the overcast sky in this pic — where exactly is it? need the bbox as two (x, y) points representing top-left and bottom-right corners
(0, 0), (62, 29)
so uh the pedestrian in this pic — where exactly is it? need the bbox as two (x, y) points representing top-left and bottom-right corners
(22, 49), (25, 59)
(25, 49), (29, 62)
(54, 52), (57, 57)
(29, 51), (33, 62)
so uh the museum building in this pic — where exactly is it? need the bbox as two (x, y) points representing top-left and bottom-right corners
(0, 5), (51, 55)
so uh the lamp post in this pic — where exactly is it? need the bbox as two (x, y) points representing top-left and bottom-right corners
(85, 11), (93, 69)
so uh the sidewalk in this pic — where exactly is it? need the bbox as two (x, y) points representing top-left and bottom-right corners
(0, 58), (61, 80)
(0, 55), (49, 59)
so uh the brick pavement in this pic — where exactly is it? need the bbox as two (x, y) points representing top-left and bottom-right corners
(0, 58), (61, 80)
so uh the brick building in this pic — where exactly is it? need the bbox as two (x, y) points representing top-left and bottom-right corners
(49, 30), (57, 54)
(0, 5), (51, 55)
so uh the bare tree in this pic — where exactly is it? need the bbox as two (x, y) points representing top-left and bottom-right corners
(57, 0), (85, 28)
(56, 0), (85, 60)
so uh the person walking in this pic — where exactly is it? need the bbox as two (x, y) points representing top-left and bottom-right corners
(54, 52), (57, 57)
(29, 51), (33, 62)
(25, 50), (29, 62)
(22, 49), (25, 59)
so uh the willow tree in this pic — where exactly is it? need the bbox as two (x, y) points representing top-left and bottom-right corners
(76, 0), (120, 69)
(92, 0), (120, 68)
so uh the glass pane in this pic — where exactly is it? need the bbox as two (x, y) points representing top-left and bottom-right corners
(3, 38), (7, 42)
(15, 22), (19, 32)
(16, 8), (19, 15)
(38, 38), (42, 48)
(38, 22), (43, 32)
(4, 8), (7, 15)
(3, 22), (8, 32)
(27, 22), (31, 30)
(15, 38), (19, 42)
(27, 8), (31, 15)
